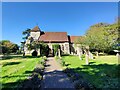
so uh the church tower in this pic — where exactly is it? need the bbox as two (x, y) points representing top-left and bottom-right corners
(24, 26), (41, 55)
(30, 26), (41, 40)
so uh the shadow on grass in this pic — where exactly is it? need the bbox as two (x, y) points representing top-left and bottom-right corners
(1, 55), (41, 60)
(2, 70), (42, 89)
(2, 79), (25, 90)
(89, 62), (96, 65)
(62, 54), (70, 56)
(3, 62), (21, 67)
(1, 55), (22, 60)
(69, 64), (120, 88)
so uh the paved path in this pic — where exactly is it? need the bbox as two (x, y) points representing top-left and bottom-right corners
(42, 57), (75, 90)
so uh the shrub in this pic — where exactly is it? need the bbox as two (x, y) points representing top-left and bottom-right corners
(42, 56), (47, 61)
(40, 59), (45, 65)
(52, 44), (60, 56)
(62, 60), (65, 66)
(81, 54), (85, 60)
(40, 43), (49, 56)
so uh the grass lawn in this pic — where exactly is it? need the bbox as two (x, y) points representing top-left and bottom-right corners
(0, 55), (42, 88)
(62, 55), (119, 88)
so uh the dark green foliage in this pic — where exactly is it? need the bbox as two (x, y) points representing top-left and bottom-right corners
(40, 43), (49, 56)
(0, 40), (19, 54)
(82, 22), (119, 54)
(11, 44), (19, 53)
(32, 50), (38, 56)
(22, 28), (31, 40)
(26, 41), (49, 56)
(62, 60), (65, 66)
(1, 45), (9, 54)
(52, 44), (60, 56)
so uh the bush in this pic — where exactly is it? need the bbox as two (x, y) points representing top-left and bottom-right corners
(81, 54), (85, 60)
(40, 59), (45, 65)
(52, 44), (60, 56)
(42, 56), (47, 61)
(62, 60), (65, 66)
(40, 43), (49, 56)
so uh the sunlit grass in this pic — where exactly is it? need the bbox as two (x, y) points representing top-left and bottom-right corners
(0, 56), (42, 88)
(62, 55), (119, 88)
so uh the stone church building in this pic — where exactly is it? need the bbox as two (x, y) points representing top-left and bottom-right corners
(24, 26), (82, 56)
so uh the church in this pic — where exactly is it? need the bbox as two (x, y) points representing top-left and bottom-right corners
(24, 26), (82, 56)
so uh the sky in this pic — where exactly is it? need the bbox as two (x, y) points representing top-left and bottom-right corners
(2, 2), (118, 45)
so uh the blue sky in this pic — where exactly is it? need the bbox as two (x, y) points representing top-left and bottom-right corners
(2, 2), (118, 45)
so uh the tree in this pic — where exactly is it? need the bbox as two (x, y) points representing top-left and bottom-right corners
(84, 22), (119, 55)
(22, 28), (31, 40)
(0, 40), (19, 54)
(22, 28), (31, 56)
(26, 39), (40, 56)
(11, 44), (19, 53)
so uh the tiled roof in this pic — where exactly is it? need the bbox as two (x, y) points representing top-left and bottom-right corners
(70, 36), (82, 43)
(39, 32), (68, 42)
(31, 26), (40, 32)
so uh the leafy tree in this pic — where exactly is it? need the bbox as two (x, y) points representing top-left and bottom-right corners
(83, 22), (119, 55)
(87, 19), (118, 55)
(103, 23), (119, 52)
(85, 23), (108, 52)
(22, 28), (31, 40)
(0, 40), (19, 54)
(11, 44), (19, 53)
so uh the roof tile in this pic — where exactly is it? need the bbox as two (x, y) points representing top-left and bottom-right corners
(39, 32), (68, 42)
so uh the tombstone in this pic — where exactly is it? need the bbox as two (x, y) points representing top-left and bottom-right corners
(89, 51), (93, 59)
(113, 50), (120, 64)
(85, 46), (89, 65)
(86, 54), (89, 65)
(58, 49), (61, 58)
(78, 48), (83, 60)
(113, 50), (120, 56)
(96, 51), (99, 57)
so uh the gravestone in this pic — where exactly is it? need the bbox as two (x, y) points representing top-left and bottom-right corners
(89, 52), (93, 59)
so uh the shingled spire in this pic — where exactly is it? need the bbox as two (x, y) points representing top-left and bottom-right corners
(31, 26), (41, 32)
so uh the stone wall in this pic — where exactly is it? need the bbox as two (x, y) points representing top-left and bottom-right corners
(30, 32), (40, 40)
(45, 42), (70, 54)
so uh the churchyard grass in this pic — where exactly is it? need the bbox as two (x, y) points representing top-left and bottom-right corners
(0, 55), (42, 88)
(62, 55), (119, 88)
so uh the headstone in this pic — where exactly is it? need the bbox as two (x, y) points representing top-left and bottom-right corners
(86, 54), (89, 65)
(89, 52), (93, 59)
(58, 49), (61, 58)
(78, 48), (83, 60)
